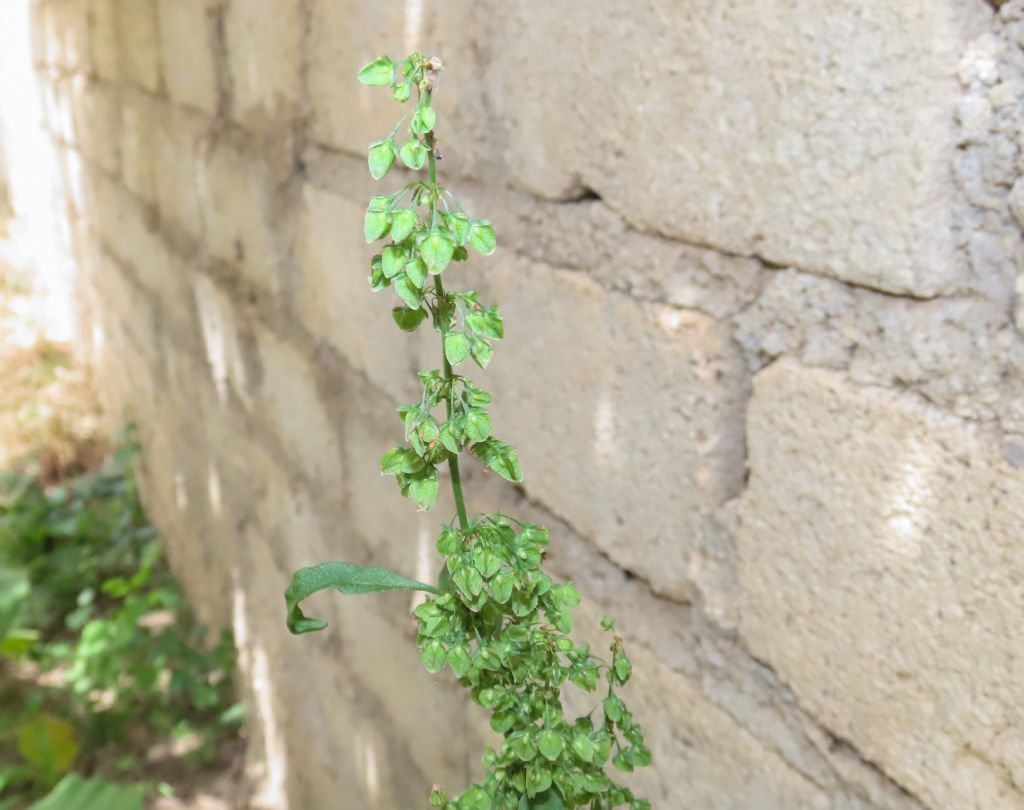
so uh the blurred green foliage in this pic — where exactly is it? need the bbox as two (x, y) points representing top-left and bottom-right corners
(0, 437), (242, 806)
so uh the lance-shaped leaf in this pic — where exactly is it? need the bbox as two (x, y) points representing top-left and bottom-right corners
(28, 775), (145, 810)
(285, 561), (438, 634)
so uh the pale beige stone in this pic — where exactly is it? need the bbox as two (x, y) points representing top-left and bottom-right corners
(152, 108), (207, 240)
(195, 138), (281, 292)
(738, 361), (1024, 810)
(310, 0), (989, 297)
(223, 0), (301, 127)
(468, 256), (747, 602)
(564, 606), (830, 809)
(119, 91), (159, 204)
(87, 0), (119, 81)
(69, 75), (119, 173)
(116, 0), (161, 93)
(157, 0), (219, 114)
(296, 184), (426, 404)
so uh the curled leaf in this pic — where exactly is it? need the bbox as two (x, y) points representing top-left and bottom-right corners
(285, 561), (438, 634)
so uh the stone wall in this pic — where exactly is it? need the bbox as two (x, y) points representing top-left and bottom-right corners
(1, 0), (1022, 807)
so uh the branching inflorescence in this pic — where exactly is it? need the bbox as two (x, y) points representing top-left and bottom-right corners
(284, 54), (651, 810)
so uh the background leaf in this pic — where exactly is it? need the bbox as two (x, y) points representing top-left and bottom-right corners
(28, 774), (144, 810)
(0, 566), (29, 642)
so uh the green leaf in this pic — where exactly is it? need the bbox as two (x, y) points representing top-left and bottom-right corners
(436, 527), (460, 555)
(285, 561), (438, 634)
(613, 649), (633, 684)
(526, 763), (553, 797)
(470, 338), (493, 369)
(466, 307), (504, 340)
(536, 730), (564, 761)
(463, 382), (492, 406)
(446, 212), (472, 245)
(571, 734), (595, 763)
(525, 790), (567, 810)
(399, 139), (427, 170)
(472, 439), (523, 482)
(444, 333), (469, 366)
(458, 787), (490, 810)
(28, 775), (144, 810)
(381, 245), (406, 278)
(357, 56), (394, 86)
(368, 255), (389, 290)
(389, 208), (417, 242)
(438, 422), (460, 454)
(380, 446), (424, 475)
(412, 105), (437, 133)
(420, 639), (446, 673)
(447, 643), (471, 678)
(17, 715), (77, 782)
(393, 273), (423, 309)
(364, 209), (390, 243)
(603, 695), (624, 723)
(0, 566), (29, 642)
(464, 409), (492, 443)
(392, 80), (412, 102)
(408, 469), (440, 511)
(490, 572), (514, 604)
(468, 220), (497, 255)
(391, 307), (428, 332)
(420, 230), (455, 274)
(367, 140), (397, 179)
(405, 256), (428, 288)
(474, 549), (502, 579)
(453, 565), (484, 598)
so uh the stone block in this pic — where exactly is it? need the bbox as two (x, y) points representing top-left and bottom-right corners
(223, 0), (301, 127)
(69, 75), (119, 173)
(157, 0), (219, 114)
(195, 136), (284, 292)
(116, 0), (161, 93)
(467, 256), (747, 601)
(738, 361), (1024, 810)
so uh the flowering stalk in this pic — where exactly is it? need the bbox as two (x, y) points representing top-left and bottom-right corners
(284, 53), (651, 810)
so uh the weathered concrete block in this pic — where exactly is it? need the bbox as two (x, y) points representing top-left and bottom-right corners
(41, 0), (91, 73)
(494, 1), (990, 296)
(307, 0), (490, 176)
(119, 90), (159, 204)
(157, 0), (219, 114)
(69, 76), (119, 173)
(296, 184), (426, 404)
(86, 0), (119, 81)
(224, 0), (301, 127)
(251, 326), (345, 486)
(738, 361), (1024, 810)
(468, 257), (748, 601)
(116, 0), (161, 93)
(562, 605), (829, 809)
(152, 108), (207, 240)
(310, 0), (989, 297)
(196, 137), (283, 292)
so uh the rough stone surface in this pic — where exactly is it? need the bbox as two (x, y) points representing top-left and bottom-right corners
(157, 0), (219, 115)
(223, 0), (302, 127)
(738, 361), (1024, 810)
(2, 0), (1023, 807)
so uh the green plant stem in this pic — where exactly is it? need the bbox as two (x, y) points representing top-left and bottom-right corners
(427, 121), (470, 532)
